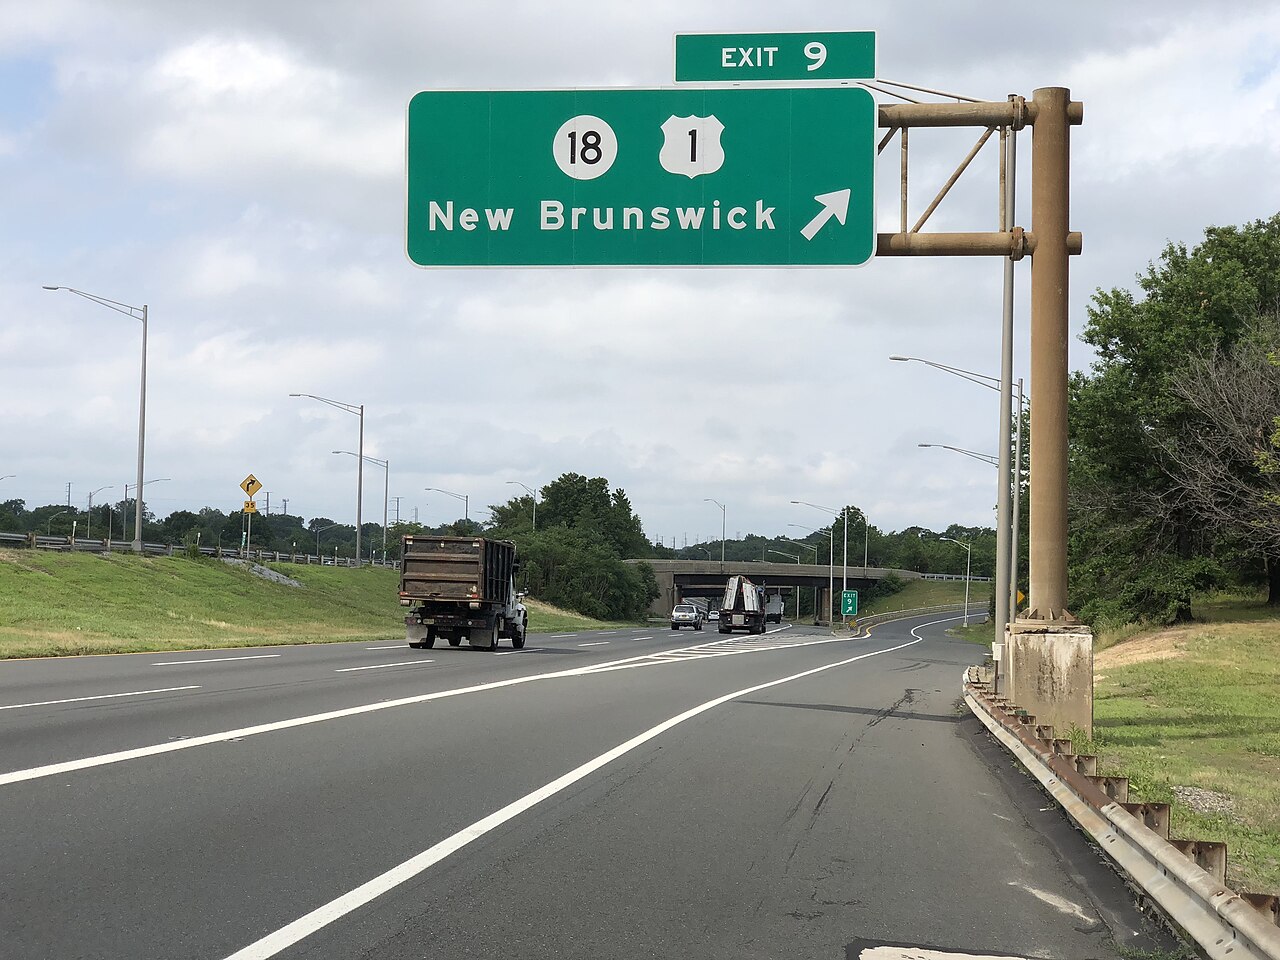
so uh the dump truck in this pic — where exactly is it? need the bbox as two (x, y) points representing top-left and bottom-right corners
(718, 574), (767, 635)
(399, 535), (527, 650)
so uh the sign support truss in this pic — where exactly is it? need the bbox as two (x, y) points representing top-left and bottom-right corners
(867, 81), (1084, 627)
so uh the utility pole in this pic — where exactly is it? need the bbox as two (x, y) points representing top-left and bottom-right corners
(282, 498), (289, 516)
(264, 492), (271, 515)
(390, 496), (403, 523)
(66, 482), (72, 507)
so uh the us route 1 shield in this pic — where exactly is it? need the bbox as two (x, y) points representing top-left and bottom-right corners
(405, 87), (875, 267)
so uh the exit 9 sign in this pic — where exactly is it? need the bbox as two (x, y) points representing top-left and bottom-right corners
(674, 31), (876, 82)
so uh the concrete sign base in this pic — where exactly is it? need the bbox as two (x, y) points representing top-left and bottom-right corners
(1004, 623), (1094, 736)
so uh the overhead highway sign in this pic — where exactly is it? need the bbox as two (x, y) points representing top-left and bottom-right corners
(405, 87), (875, 267)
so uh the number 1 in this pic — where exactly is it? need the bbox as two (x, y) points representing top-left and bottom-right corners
(688, 128), (697, 162)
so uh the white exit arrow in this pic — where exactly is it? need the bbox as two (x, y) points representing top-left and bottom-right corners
(799, 188), (852, 241)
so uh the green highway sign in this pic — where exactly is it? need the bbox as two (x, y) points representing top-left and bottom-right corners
(405, 87), (875, 267)
(674, 32), (875, 82)
(841, 589), (858, 617)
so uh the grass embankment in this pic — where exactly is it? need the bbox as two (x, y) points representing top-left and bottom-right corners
(858, 578), (976, 618)
(0, 549), (619, 659)
(1081, 597), (1280, 894)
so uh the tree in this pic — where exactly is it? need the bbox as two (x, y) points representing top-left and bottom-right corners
(1161, 314), (1280, 602)
(1069, 214), (1280, 623)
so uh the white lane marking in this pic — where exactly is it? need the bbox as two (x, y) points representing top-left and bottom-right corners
(550, 634), (574, 638)
(334, 661), (435, 673)
(219, 634), (925, 960)
(364, 644), (404, 650)
(153, 655), (280, 666)
(0, 615), (965, 790)
(578, 641), (610, 647)
(861, 948), (1031, 960)
(0, 686), (201, 711)
(632, 636), (653, 641)
(0, 645), (699, 787)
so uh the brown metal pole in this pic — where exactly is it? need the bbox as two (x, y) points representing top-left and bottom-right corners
(1026, 87), (1072, 621)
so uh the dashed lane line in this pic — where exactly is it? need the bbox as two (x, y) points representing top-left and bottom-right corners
(152, 655), (281, 666)
(0, 686), (201, 711)
(334, 661), (435, 673)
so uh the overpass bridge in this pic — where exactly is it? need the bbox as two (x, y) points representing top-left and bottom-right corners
(626, 559), (928, 625)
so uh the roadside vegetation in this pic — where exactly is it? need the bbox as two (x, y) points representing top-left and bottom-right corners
(0, 549), (625, 659)
(1076, 595), (1280, 894)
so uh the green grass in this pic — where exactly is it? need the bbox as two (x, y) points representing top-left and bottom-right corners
(858, 578), (982, 618)
(1081, 600), (1280, 894)
(0, 549), (618, 658)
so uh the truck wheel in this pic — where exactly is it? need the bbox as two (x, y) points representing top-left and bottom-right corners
(424, 629), (436, 649)
(671, 624), (679, 631)
(488, 621), (500, 651)
(512, 627), (526, 650)
(447, 635), (462, 647)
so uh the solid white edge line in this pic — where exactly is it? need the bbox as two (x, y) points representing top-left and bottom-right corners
(220, 632), (929, 960)
(0, 686), (201, 711)
(578, 641), (610, 646)
(334, 661), (435, 673)
(153, 655), (281, 666)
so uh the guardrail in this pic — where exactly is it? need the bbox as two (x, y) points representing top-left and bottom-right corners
(963, 665), (1280, 959)
(0, 531), (394, 568)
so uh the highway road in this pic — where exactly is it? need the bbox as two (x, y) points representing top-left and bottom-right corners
(0, 613), (1177, 960)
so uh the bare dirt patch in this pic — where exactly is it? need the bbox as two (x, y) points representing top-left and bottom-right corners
(1095, 627), (1193, 669)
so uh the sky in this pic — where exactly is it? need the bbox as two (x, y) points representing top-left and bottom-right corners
(3, 1), (1280, 547)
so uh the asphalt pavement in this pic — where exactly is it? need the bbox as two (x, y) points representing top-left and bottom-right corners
(0, 614), (1177, 959)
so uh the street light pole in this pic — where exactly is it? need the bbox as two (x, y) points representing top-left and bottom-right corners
(506, 480), (538, 531)
(291, 394), (365, 564)
(86, 485), (112, 541)
(315, 522), (337, 559)
(44, 286), (148, 553)
(123, 478), (171, 541)
(703, 499), (725, 564)
(940, 536), (973, 626)
(47, 510), (68, 536)
(788, 522), (834, 627)
(892, 352), (1028, 637)
(426, 487), (469, 526)
(335, 451), (388, 561)
(792, 501), (841, 628)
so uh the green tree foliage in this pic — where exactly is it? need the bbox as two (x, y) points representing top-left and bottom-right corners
(1070, 214), (1280, 623)
(486, 472), (658, 620)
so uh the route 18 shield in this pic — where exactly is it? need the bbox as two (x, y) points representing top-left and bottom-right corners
(659, 114), (725, 179)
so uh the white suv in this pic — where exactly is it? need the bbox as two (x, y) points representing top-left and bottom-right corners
(670, 604), (704, 631)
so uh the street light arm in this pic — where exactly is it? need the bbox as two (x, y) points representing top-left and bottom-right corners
(44, 286), (145, 321)
(891, 355), (1030, 407)
(290, 393), (361, 417)
(918, 443), (1000, 467)
(333, 450), (388, 468)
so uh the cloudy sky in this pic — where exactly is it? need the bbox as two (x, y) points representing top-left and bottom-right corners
(4, 1), (1279, 546)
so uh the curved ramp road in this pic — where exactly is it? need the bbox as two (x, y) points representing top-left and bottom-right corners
(0, 617), (1175, 959)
